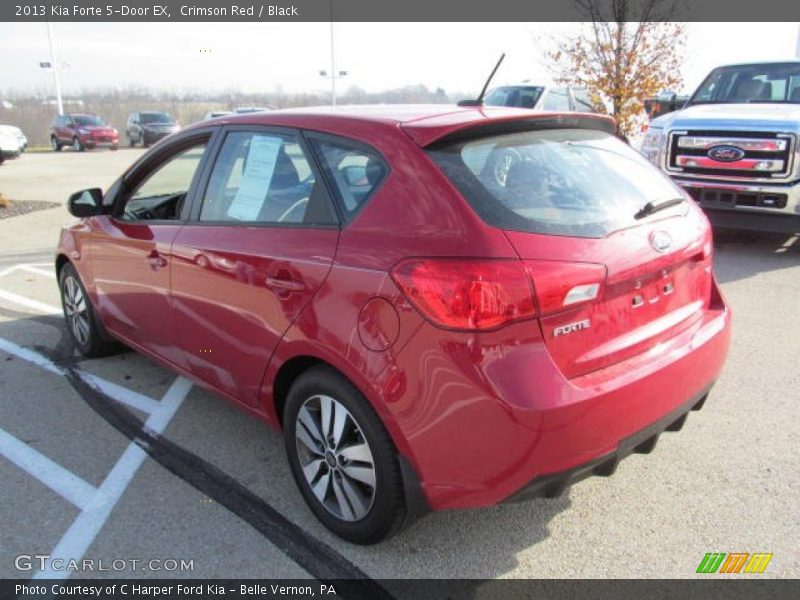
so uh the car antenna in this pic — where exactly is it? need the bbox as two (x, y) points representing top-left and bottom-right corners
(457, 53), (506, 107)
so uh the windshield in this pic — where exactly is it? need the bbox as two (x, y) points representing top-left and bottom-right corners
(484, 86), (544, 109)
(141, 112), (172, 124)
(428, 128), (684, 238)
(73, 115), (105, 127)
(689, 63), (800, 105)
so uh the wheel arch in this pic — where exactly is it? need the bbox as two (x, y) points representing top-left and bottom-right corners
(55, 253), (70, 279)
(268, 350), (430, 517)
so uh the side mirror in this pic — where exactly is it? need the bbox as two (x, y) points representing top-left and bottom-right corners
(68, 188), (103, 218)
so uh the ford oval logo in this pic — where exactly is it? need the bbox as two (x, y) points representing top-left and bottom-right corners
(651, 231), (672, 253)
(707, 145), (745, 162)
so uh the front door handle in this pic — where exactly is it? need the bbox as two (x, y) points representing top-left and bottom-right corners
(265, 276), (305, 293)
(147, 250), (167, 269)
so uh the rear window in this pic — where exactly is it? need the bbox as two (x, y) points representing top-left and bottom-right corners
(427, 128), (684, 238)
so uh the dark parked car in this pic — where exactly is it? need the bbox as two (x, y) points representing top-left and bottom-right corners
(644, 91), (690, 118)
(202, 110), (232, 120)
(56, 105), (731, 543)
(50, 114), (119, 152)
(126, 111), (180, 147)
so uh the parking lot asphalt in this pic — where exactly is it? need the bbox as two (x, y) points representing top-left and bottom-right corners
(0, 150), (797, 583)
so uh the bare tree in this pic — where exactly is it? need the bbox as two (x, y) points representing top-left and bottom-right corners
(549, 0), (686, 138)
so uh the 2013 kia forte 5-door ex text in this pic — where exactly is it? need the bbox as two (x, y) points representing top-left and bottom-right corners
(56, 106), (732, 543)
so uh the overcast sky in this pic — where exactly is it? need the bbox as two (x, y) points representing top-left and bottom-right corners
(1, 22), (799, 97)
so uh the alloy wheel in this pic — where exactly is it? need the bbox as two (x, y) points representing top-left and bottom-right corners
(294, 394), (377, 522)
(63, 275), (90, 346)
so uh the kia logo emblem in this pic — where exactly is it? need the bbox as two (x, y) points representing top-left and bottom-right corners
(707, 145), (745, 162)
(651, 231), (672, 253)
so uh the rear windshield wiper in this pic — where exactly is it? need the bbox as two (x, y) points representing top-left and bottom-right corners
(634, 197), (685, 220)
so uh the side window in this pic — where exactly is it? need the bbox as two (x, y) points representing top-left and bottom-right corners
(118, 141), (207, 221)
(199, 131), (335, 226)
(572, 89), (595, 112)
(542, 88), (571, 111)
(310, 137), (388, 218)
(790, 75), (800, 102)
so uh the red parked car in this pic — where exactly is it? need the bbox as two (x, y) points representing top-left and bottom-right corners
(50, 113), (119, 152)
(56, 106), (731, 543)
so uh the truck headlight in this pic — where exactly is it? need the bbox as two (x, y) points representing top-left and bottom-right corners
(640, 128), (665, 167)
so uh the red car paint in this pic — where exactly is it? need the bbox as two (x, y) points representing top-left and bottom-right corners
(57, 105), (731, 510)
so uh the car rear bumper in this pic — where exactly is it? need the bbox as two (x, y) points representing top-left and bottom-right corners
(389, 280), (732, 510)
(504, 382), (712, 502)
(674, 177), (800, 233)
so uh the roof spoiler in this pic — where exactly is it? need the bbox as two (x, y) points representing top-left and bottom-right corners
(419, 114), (617, 149)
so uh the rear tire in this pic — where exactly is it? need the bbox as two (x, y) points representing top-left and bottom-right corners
(51, 136), (62, 151)
(73, 137), (84, 152)
(127, 133), (135, 147)
(283, 365), (408, 544)
(59, 263), (118, 358)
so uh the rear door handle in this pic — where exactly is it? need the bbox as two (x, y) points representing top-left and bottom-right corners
(265, 276), (306, 293)
(147, 250), (167, 269)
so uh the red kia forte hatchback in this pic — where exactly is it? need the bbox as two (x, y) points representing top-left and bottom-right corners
(56, 105), (731, 543)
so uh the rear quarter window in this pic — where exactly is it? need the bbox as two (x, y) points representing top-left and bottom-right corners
(309, 136), (388, 220)
(428, 128), (684, 238)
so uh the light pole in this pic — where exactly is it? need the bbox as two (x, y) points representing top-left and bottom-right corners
(319, 69), (348, 107)
(318, 0), (349, 106)
(45, 22), (64, 115)
(795, 23), (800, 58)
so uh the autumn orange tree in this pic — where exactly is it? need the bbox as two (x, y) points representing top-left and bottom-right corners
(549, 0), (686, 138)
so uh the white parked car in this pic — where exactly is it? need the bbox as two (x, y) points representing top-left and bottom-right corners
(483, 84), (597, 112)
(0, 125), (26, 159)
(233, 106), (271, 114)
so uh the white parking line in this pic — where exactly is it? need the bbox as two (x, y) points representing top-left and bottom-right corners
(0, 338), (162, 415)
(0, 263), (54, 279)
(0, 427), (98, 511)
(0, 288), (61, 314)
(20, 265), (57, 279)
(0, 268), (192, 580)
(33, 376), (193, 580)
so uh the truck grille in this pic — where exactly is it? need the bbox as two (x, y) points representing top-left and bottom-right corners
(667, 130), (794, 180)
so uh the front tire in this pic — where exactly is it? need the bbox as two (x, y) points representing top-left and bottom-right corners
(73, 137), (84, 152)
(59, 263), (117, 357)
(284, 366), (408, 544)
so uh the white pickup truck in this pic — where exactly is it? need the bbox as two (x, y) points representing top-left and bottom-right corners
(640, 61), (800, 233)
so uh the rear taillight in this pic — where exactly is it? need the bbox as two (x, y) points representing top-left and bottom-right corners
(523, 260), (607, 316)
(390, 259), (535, 331)
(391, 258), (607, 331)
